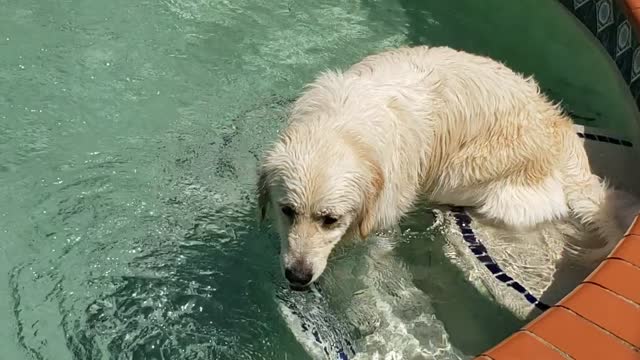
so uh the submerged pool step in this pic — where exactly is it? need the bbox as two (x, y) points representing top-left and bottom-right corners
(477, 217), (640, 360)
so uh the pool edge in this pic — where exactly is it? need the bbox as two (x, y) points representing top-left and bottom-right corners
(475, 215), (640, 359)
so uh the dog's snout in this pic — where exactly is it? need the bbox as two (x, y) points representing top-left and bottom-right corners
(284, 265), (313, 287)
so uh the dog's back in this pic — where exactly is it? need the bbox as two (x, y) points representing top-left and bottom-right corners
(348, 47), (581, 228)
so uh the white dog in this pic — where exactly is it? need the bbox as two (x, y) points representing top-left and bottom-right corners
(257, 45), (637, 289)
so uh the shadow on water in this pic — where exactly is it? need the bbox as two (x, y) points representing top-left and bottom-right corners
(394, 207), (525, 355)
(394, 0), (569, 68)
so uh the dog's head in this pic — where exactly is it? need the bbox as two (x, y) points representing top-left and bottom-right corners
(257, 125), (384, 289)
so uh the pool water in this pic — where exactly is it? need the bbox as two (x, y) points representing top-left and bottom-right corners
(1, 0), (637, 359)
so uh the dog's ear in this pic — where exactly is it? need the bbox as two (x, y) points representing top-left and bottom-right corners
(358, 161), (384, 240)
(256, 167), (270, 223)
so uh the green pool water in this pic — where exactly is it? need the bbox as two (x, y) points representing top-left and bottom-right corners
(1, 0), (637, 359)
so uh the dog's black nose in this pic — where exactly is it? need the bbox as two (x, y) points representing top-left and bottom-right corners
(284, 267), (313, 286)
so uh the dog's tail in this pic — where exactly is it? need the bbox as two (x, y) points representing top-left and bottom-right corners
(561, 135), (640, 262)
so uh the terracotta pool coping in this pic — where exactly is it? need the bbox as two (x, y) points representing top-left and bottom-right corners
(475, 216), (640, 359)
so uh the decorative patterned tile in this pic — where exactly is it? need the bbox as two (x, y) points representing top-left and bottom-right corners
(574, 0), (591, 9)
(616, 21), (632, 58)
(559, 0), (640, 109)
(596, 0), (615, 32)
(574, 0), (598, 34)
(596, 15), (616, 55)
(632, 46), (640, 82)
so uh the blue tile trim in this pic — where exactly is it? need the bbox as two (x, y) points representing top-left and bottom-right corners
(449, 206), (551, 312)
(277, 284), (355, 360)
(576, 131), (633, 147)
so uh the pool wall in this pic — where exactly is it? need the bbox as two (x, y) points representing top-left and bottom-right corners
(475, 1), (640, 358)
(558, 0), (640, 110)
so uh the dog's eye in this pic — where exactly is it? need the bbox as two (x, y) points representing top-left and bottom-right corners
(281, 206), (295, 218)
(322, 215), (338, 226)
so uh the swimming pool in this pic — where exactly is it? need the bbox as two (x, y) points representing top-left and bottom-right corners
(1, 0), (637, 359)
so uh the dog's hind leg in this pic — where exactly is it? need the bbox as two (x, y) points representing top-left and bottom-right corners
(475, 175), (569, 230)
(560, 134), (639, 241)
